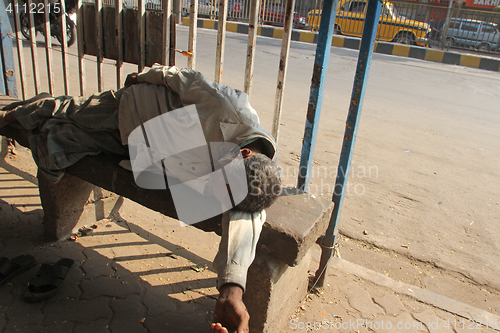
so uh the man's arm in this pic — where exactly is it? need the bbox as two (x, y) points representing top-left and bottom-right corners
(212, 209), (266, 333)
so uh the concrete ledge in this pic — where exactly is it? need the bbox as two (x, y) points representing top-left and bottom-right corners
(244, 248), (313, 332)
(261, 189), (332, 266)
(183, 17), (500, 72)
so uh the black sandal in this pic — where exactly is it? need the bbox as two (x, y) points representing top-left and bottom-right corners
(0, 255), (36, 287)
(24, 258), (75, 302)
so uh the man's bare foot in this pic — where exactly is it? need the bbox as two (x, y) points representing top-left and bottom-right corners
(210, 323), (228, 333)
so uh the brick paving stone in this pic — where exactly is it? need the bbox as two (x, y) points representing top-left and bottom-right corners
(434, 311), (493, 333)
(109, 247), (176, 280)
(373, 294), (407, 316)
(109, 295), (148, 333)
(79, 275), (144, 300)
(4, 299), (44, 329)
(0, 204), (25, 230)
(76, 223), (136, 249)
(363, 312), (426, 333)
(1, 237), (36, 257)
(491, 300), (500, 313)
(43, 297), (113, 324)
(114, 255), (156, 275)
(0, 211), (43, 240)
(45, 242), (87, 264)
(48, 268), (83, 301)
(344, 282), (384, 319)
(37, 320), (76, 332)
(413, 309), (455, 333)
(110, 261), (136, 279)
(454, 321), (495, 333)
(74, 318), (111, 333)
(0, 286), (16, 308)
(0, 313), (6, 331)
(2, 325), (41, 333)
(81, 249), (116, 279)
(87, 247), (119, 264)
(142, 286), (178, 317)
(143, 312), (209, 333)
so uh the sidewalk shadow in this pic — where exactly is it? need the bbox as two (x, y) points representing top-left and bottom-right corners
(0, 209), (219, 333)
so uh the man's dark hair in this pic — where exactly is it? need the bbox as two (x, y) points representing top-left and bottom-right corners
(236, 153), (281, 212)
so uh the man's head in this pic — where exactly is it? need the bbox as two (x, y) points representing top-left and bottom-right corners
(213, 146), (281, 213)
(235, 152), (281, 212)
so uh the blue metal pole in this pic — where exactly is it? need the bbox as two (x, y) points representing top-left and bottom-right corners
(0, 0), (18, 98)
(313, 0), (381, 288)
(297, 0), (339, 192)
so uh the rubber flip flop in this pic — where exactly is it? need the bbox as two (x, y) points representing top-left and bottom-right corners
(24, 258), (75, 302)
(0, 255), (36, 287)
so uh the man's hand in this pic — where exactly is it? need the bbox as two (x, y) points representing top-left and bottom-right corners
(210, 283), (249, 333)
(124, 73), (139, 87)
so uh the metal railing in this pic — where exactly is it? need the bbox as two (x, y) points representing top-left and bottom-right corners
(392, 2), (500, 53)
(105, 0), (499, 54)
(308, 0), (500, 53)
(97, 0), (311, 27)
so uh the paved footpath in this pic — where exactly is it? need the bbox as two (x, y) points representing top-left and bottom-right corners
(1, 147), (499, 332)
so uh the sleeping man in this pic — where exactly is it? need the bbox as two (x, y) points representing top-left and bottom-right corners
(0, 64), (282, 333)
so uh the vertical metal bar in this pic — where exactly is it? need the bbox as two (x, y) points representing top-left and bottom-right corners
(28, 0), (41, 95)
(116, 0), (123, 88)
(174, 0), (181, 23)
(0, 0), (18, 97)
(0, 42), (5, 96)
(188, 0), (198, 69)
(169, 13), (176, 66)
(297, 0), (338, 191)
(138, 0), (146, 71)
(60, 0), (70, 95)
(441, 0), (454, 50)
(43, 0), (54, 95)
(215, 0), (228, 83)
(244, 0), (260, 96)
(210, 0), (215, 20)
(271, 0), (295, 143)
(77, 0), (86, 97)
(162, 0), (172, 66)
(261, 0), (267, 23)
(12, 0), (27, 99)
(313, 0), (381, 288)
(96, 0), (104, 91)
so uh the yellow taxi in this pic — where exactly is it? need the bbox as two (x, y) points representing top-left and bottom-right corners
(308, 0), (430, 46)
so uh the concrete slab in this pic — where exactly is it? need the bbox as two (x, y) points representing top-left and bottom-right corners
(373, 294), (407, 316)
(244, 249), (313, 333)
(260, 189), (333, 266)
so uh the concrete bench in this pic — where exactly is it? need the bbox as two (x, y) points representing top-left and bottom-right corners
(0, 95), (332, 332)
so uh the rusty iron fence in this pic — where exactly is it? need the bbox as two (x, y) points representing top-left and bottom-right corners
(1, 0), (299, 136)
